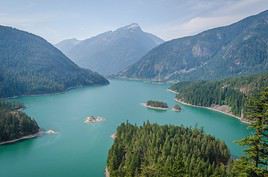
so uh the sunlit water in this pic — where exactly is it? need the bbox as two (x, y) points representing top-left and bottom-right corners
(0, 80), (250, 177)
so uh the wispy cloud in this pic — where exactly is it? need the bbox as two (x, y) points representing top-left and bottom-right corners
(0, 0), (267, 43)
(149, 0), (268, 40)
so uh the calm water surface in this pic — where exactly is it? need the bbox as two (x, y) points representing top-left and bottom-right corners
(0, 80), (250, 177)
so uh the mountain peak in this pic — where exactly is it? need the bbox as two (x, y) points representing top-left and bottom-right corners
(126, 23), (140, 29)
(117, 23), (142, 32)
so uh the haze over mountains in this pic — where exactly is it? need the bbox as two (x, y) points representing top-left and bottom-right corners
(0, 25), (108, 98)
(56, 23), (164, 76)
(119, 10), (268, 81)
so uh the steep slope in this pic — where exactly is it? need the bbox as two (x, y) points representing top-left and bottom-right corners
(169, 72), (268, 119)
(119, 10), (268, 81)
(0, 25), (109, 98)
(56, 23), (164, 76)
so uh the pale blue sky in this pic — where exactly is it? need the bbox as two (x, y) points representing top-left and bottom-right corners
(0, 0), (268, 43)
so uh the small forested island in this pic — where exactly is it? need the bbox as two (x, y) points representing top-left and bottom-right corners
(107, 122), (231, 177)
(172, 104), (181, 112)
(84, 116), (104, 124)
(0, 100), (40, 144)
(144, 100), (168, 110)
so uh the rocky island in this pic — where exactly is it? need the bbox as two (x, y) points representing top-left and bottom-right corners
(172, 104), (182, 112)
(84, 116), (104, 124)
(144, 100), (168, 110)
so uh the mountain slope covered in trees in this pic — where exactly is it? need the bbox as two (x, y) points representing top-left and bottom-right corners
(169, 72), (268, 119)
(119, 10), (268, 81)
(0, 100), (39, 143)
(0, 25), (109, 98)
(56, 23), (164, 76)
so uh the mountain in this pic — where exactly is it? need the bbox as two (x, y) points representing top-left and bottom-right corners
(55, 23), (164, 76)
(0, 25), (109, 98)
(55, 38), (80, 54)
(169, 72), (268, 120)
(119, 10), (268, 81)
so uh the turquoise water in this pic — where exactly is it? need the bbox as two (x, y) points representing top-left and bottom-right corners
(0, 80), (250, 177)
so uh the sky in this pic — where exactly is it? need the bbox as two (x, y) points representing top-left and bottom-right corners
(0, 0), (268, 43)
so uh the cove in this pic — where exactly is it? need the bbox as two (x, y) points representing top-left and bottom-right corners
(0, 80), (250, 177)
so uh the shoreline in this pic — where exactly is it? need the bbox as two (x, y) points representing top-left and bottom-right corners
(167, 89), (250, 124)
(105, 167), (110, 177)
(0, 131), (43, 145)
(142, 103), (168, 111)
(6, 83), (109, 99)
(111, 133), (117, 140)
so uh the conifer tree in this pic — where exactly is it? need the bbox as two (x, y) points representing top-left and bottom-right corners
(237, 88), (268, 176)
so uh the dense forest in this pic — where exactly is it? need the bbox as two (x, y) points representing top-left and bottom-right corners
(0, 100), (39, 143)
(0, 25), (109, 98)
(107, 122), (230, 177)
(169, 72), (268, 118)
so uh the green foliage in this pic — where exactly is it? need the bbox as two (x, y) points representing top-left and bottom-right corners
(146, 100), (168, 108)
(0, 100), (39, 143)
(234, 88), (268, 176)
(0, 25), (108, 98)
(107, 122), (230, 177)
(170, 72), (268, 118)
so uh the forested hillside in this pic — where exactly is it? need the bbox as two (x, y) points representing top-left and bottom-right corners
(119, 10), (268, 81)
(169, 72), (268, 118)
(107, 122), (230, 177)
(0, 100), (39, 143)
(0, 25), (109, 98)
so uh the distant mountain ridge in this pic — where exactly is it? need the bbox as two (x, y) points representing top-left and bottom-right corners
(0, 25), (109, 98)
(56, 23), (164, 76)
(119, 10), (268, 81)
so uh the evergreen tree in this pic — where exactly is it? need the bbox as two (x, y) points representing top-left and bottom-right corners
(236, 88), (268, 176)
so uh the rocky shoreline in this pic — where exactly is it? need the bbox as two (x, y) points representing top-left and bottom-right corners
(167, 89), (250, 124)
(0, 131), (43, 145)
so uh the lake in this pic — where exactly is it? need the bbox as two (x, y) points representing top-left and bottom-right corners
(0, 80), (250, 177)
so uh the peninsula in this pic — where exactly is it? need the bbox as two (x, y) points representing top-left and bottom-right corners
(0, 101), (40, 145)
